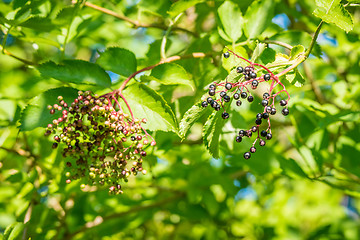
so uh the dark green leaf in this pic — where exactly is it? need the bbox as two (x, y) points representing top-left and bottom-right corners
(18, 17), (58, 31)
(290, 45), (305, 60)
(96, 48), (137, 77)
(168, 0), (205, 17)
(4, 222), (25, 240)
(203, 111), (225, 158)
(179, 100), (211, 139)
(143, 63), (194, 89)
(277, 157), (309, 179)
(251, 42), (267, 62)
(122, 83), (178, 133)
(20, 87), (78, 131)
(37, 60), (111, 87)
(13, 0), (29, 9)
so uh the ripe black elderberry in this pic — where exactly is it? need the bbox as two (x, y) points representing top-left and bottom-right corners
(264, 73), (271, 81)
(236, 66), (243, 73)
(259, 139), (266, 146)
(202, 101), (208, 107)
(236, 100), (242, 106)
(225, 83), (232, 90)
(209, 89), (215, 96)
(236, 136), (242, 142)
(223, 95), (230, 102)
(266, 133), (272, 140)
(223, 52), (230, 58)
(261, 130), (267, 137)
(263, 93), (270, 99)
(244, 152), (251, 159)
(222, 112), (230, 119)
(280, 100), (287, 106)
(250, 147), (256, 153)
(220, 91), (226, 98)
(233, 93), (240, 100)
(207, 97), (213, 103)
(251, 80), (258, 87)
(247, 96), (254, 102)
(282, 108), (289, 116)
(262, 112), (269, 119)
(250, 72), (257, 79)
(209, 84), (216, 90)
(261, 100), (269, 106)
(241, 92), (247, 99)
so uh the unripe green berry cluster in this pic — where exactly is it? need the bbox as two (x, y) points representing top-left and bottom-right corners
(45, 90), (155, 194)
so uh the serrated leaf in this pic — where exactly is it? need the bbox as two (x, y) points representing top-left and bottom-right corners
(244, 0), (276, 39)
(313, 0), (353, 32)
(20, 87), (78, 131)
(179, 101), (211, 139)
(96, 48), (137, 77)
(290, 45), (305, 60)
(143, 63), (194, 89)
(18, 16), (58, 31)
(122, 83), (178, 133)
(53, 6), (75, 26)
(222, 46), (249, 73)
(13, 0), (29, 9)
(37, 60), (111, 87)
(4, 222), (25, 240)
(285, 68), (305, 87)
(203, 111), (225, 158)
(277, 157), (309, 179)
(217, 1), (243, 42)
(251, 42), (267, 62)
(259, 47), (276, 64)
(168, 0), (205, 17)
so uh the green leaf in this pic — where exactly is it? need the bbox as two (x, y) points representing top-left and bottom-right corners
(96, 48), (137, 77)
(168, 0), (205, 17)
(313, 0), (353, 32)
(285, 68), (305, 87)
(222, 46), (249, 73)
(251, 42), (267, 62)
(37, 60), (111, 87)
(20, 87), (78, 131)
(259, 47), (276, 65)
(277, 157), (309, 179)
(244, 0), (276, 39)
(18, 17), (58, 32)
(142, 63), (194, 89)
(217, 1), (243, 42)
(203, 111), (225, 158)
(179, 101), (211, 139)
(4, 222), (25, 240)
(13, 0), (29, 9)
(290, 45), (305, 60)
(122, 83), (178, 133)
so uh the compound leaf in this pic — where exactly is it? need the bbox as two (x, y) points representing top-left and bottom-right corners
(96, 47), (137, 77)
(38, 60), (111, 87)
(122, 83), (178, 133)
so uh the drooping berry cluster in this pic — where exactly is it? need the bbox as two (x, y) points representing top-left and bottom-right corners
(45, 90), (155, 194)
(202, 49), (290, 159)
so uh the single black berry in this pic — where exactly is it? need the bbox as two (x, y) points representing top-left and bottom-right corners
(201, 101), (208, 108)
(236, 100), (242, 106)
(256, 113), (262, 119)
(280, 100), (287, 106)
(244, 74), (251, 80)
(247, 131), (252, 137)
(50, 109), (55, 114)
(282, 108), (289, 116)
(223, 95), (230, 102)
(262, 112), (269, 119)
(239, 130), (245, 137)
(259, 139), (266, 146)
(225, 83), (232, 90)
(220, 91), (226, 98)
(261, 99), (268, 106)
(215, 105), (221, 111)
(250, 147), (256, 153)
(207, 97), (213, 103)
(250, 72), (257, 79)
(241, 92), (247, 99)
(266, 133), (272, 140)
(52, 142), (58, 149)
(244, 66), (251, 74)
(251, 80), (258, 87)
(236, 136), (242, 142)
(244, 152), (251, 159)
(222, 112), (230, 119)
(255, 118), (262, 125)
(266, 106), (272, 113)
(209, 84), (216, 90)
(261, 130), (267, 137)
(270, 108), (277, 115)
(223, 52), (230, 58)
(236, 66), (243, 73)
(233, 93), (240, 100)
(264, 73), (271, 81)
(251, 126), (257, 132)
(263, 93), (270, 99)
(247, 96), (254, 102)
(211, 101), (217, 108)
(209, 89), (215, 96)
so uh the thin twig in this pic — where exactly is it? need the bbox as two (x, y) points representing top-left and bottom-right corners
(161, 13), (183, 60)
(81, 1), (198, 37)
(263, 39), (293, 50)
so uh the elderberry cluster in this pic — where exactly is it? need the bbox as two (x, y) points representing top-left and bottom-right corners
(202, 50), (290, 159)
(44, 91), (155, 194)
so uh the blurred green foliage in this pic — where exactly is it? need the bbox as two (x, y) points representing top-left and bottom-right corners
(0, 0), (360, 239)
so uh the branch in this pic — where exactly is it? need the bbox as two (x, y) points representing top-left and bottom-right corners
(65, 193), (185, 239)
(81, 1), (199, 37)
(118, 52), (213, 92)
(305, 21), (323, 58)
(263, 39), (293, 50)
(0, 46), (36, 66)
